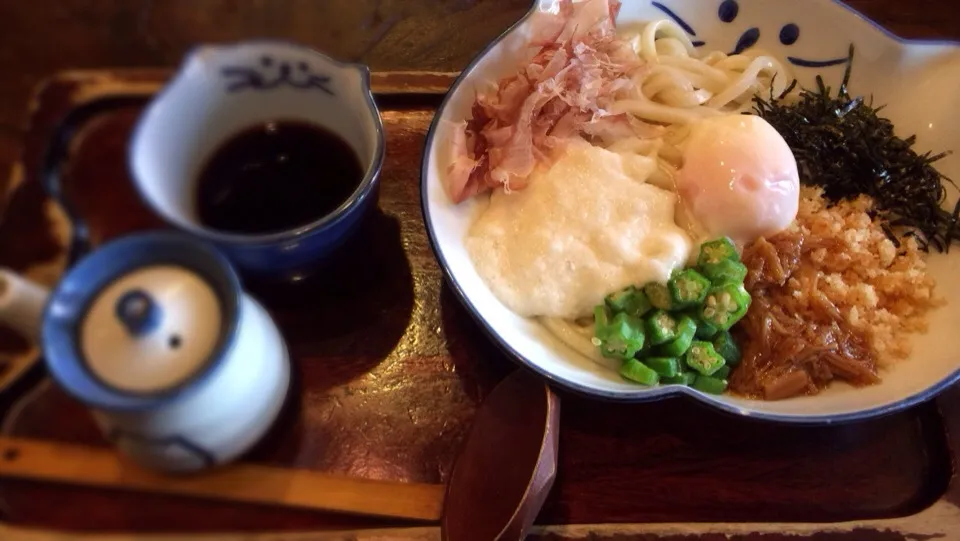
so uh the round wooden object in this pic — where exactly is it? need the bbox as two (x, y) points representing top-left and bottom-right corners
(442, 369), (560, 541)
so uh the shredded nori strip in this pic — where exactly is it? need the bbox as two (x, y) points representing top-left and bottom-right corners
(751, 45), (960, 252)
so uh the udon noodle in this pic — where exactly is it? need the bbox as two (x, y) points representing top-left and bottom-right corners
(541, 19), (795, 366)
(609, 20), (791, 177)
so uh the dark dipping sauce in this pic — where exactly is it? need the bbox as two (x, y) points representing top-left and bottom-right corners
(196, 120), (364, 235)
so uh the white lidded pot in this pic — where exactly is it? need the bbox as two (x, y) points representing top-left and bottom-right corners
(0, 231), (291, 473)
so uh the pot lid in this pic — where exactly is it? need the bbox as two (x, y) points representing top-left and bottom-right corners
(42, 232), (241, 411)
(79, 265), (223, 394)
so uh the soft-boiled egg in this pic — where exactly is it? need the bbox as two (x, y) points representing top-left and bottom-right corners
(676, 115), (800, 244)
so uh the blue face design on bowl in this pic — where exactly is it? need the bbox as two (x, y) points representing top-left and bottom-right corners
(652, 0), (850, 68)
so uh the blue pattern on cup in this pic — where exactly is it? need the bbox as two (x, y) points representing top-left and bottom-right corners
(221, 55), (335, 94)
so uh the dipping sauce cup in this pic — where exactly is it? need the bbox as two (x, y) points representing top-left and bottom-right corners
(129, 42), (385, 282)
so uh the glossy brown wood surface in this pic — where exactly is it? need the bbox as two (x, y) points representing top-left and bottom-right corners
(0, 72), (952, 534)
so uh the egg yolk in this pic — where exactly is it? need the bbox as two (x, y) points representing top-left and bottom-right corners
(676, 115), (800, 244)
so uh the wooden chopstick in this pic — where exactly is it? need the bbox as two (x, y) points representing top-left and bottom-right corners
(0, 436), (446, 522)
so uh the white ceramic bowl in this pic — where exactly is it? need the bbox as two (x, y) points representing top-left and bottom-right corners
(421, 0), (960, 423)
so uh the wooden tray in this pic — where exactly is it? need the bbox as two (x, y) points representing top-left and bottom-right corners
(0, 70), (958, 541)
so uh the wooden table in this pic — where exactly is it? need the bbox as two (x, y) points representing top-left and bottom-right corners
(1, 1), (960, 540)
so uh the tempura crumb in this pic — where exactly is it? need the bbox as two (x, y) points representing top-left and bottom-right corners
(793, 187), (943, 366)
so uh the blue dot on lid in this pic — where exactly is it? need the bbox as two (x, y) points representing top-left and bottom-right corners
(780, 23), (800, 45)
(719, 0), (739, 23)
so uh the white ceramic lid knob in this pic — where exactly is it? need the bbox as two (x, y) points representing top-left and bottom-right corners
(115, 289), (162, 337)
